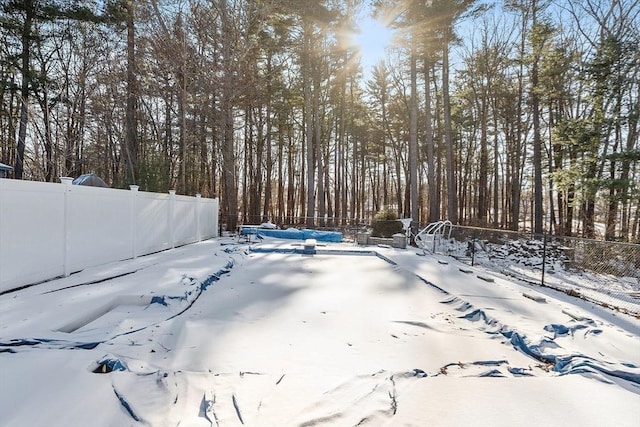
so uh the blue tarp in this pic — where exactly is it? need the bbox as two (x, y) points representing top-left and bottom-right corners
(241, 227), (342, 242)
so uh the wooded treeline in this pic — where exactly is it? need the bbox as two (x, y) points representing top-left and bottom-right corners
(1, 0), (638, 241)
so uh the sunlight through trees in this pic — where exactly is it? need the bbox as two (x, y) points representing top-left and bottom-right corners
(0, 0), (638, 240)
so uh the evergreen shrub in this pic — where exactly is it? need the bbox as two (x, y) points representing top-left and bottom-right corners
(371, 209), (403, 238)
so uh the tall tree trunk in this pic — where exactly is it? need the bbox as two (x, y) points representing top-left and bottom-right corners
(39, 87), (54, 182)
(314, 69), (325, 226)
(531, 3), (543, 235)
(553, 105), (565, 235)
(442, 28), (457, 224)
(246, 106), (259, 223)
(124, 1), (138, 186)
(220, 0), (238, 231)
(478, 96), (488, 224)
(565, 147), (576, 236)
(511, 6), (528, 231)
(409, 27), (419, 224)
(633, 192), (640, 241)
(492, 98), (499, 228)
(14, 0), (35, 180)
(344, 76), (354, 224)
(619, 99), (638, 240)
(432, 72), (443, 219)
(276, 113), (285, 223)
(177, 70), (186, 193)
(263, 57), (273, 222)
(303, 21), (315, 227)
(605, 89), (624, 241)
(242, 118), (250, 223)
(547, 106), (556, 235)
(324, 144), (332, 224)
(335, 60), (346, 223)
(286, 119), (295, 224)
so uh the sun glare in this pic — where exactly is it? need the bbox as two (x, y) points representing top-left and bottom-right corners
(354, 14), (395, 73)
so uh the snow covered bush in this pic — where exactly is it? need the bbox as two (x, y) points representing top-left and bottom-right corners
(371, 209), (403, 238)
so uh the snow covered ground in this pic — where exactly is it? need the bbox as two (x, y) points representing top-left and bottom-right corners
(0, 238), (638, 426)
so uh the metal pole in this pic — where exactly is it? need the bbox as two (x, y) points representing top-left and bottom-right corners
(472, 238), (476, 267)
(541, 233), (547, 286)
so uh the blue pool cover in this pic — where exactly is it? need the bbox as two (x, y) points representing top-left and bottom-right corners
(241, 227), (342, 242)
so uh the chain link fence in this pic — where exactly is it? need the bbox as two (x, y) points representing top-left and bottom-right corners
(442, 225), (640, 316)
(228, 216), (640, 315)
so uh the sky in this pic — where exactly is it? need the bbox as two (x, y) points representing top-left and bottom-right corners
(354, 9), (396, 77)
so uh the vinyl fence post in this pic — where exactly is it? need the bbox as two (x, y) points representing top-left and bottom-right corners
(130, 185), (139, 259)
(169, 190), (176, 249)
(60, 177), (74, 277)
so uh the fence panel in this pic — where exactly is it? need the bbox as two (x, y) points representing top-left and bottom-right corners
(0, 179), (218, 293)
(67, 185), (132, 273)
(173, 195), (198, 246)
(199, 198), (218, 240)
(0, 180), (65, 288)
(136, 191), (172, 255)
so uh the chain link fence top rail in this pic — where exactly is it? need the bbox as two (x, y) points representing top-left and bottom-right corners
(444, 225), (640, 316)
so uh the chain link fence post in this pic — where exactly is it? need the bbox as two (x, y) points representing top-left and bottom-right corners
(541, 233), (547, 287)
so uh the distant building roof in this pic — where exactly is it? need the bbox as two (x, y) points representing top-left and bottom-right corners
(0, 162), (13, 171)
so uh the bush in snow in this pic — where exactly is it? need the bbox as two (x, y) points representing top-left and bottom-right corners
(371, 209), (403, 238)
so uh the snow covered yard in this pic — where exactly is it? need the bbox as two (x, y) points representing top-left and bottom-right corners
(0, 238), (638, 427)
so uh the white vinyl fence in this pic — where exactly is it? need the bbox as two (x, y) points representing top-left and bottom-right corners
(0, 178), (218, 293)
